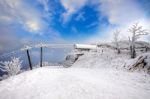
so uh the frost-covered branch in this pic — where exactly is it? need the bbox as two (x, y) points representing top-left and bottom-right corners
(0, 57), (22, 76)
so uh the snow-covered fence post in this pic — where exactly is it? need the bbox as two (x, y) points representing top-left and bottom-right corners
(21, 46), (32, 70)
(36, 43), (47, 67)
(26, 49), (32, 70)
(40, 47), (43, 67)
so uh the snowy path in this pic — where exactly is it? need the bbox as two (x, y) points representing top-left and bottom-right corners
(0, 67), (150, 99)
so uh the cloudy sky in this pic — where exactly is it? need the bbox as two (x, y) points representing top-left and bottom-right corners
(0, 0), (150, 53)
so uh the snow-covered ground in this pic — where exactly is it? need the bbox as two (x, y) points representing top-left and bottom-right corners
(72, 47), (130, 69)
(0, 46), (150, 99)
(0, 67), (150, 99)
(72, 47), (150, 72)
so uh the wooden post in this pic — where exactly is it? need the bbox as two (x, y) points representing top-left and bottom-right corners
(40, 47), (43, 67)
(26, 49), (32, 70)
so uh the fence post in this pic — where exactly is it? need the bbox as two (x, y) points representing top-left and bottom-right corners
(40, 47), (43, 67)
(26, 49), (32, 70)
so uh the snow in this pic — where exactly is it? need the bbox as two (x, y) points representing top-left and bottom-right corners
(72, 46), (150, 72)
(125, 53), (150, 73)
(72, 48), (129, 69)
(0, 45), (150, 99)
(0, 67), (150, 99)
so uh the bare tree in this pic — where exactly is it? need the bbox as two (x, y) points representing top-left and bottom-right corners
(113, 30), (121, 54)
(128, 23), (148, 58)
(0, 57), (22, 77)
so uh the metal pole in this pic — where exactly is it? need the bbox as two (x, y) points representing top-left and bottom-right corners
(26, 49), (32, 70)
(40, 47), (43, 67)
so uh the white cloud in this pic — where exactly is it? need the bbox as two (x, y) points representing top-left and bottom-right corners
(76, 12), (86, 21)
(0, 16), (12, 23)
(0, 0), (47, 34)
(0, 27), (21, 53)
(38, 0), (52, 19)
(25, 20), (42, 34)
(60, 0), (87, 23)
(71, 26), (78, 33)
(85, 0), (150, 42)
(46, 29), (69, 43)
(60, 0), (147, 31)
(38, 0), (49, 12)
(86, 22), (98, 28)
(87, 18), (150, 43)
(98, 0), (145, 25)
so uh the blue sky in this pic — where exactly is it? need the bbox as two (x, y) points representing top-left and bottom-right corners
(0, 0), (150, 53)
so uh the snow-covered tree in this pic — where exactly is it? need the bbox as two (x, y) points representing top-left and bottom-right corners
(0, 57), (22, 76)
(128, 23), (149, 58)
(113, 30), (121, 54)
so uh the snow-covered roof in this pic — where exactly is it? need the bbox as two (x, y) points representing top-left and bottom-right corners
(74, 44), (97, 49)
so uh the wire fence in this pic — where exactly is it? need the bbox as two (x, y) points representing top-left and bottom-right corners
(0, 43), (74, 70)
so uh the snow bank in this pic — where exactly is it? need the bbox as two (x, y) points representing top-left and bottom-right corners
(0, 67), (150, 99)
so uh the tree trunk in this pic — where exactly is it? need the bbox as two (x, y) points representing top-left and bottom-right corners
(131, 45), (136, 58)
(117, 48), (121, 54)
(145, 46), (148, 52)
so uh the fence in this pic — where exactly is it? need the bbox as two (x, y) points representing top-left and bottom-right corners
(0, 43), (73, 70)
